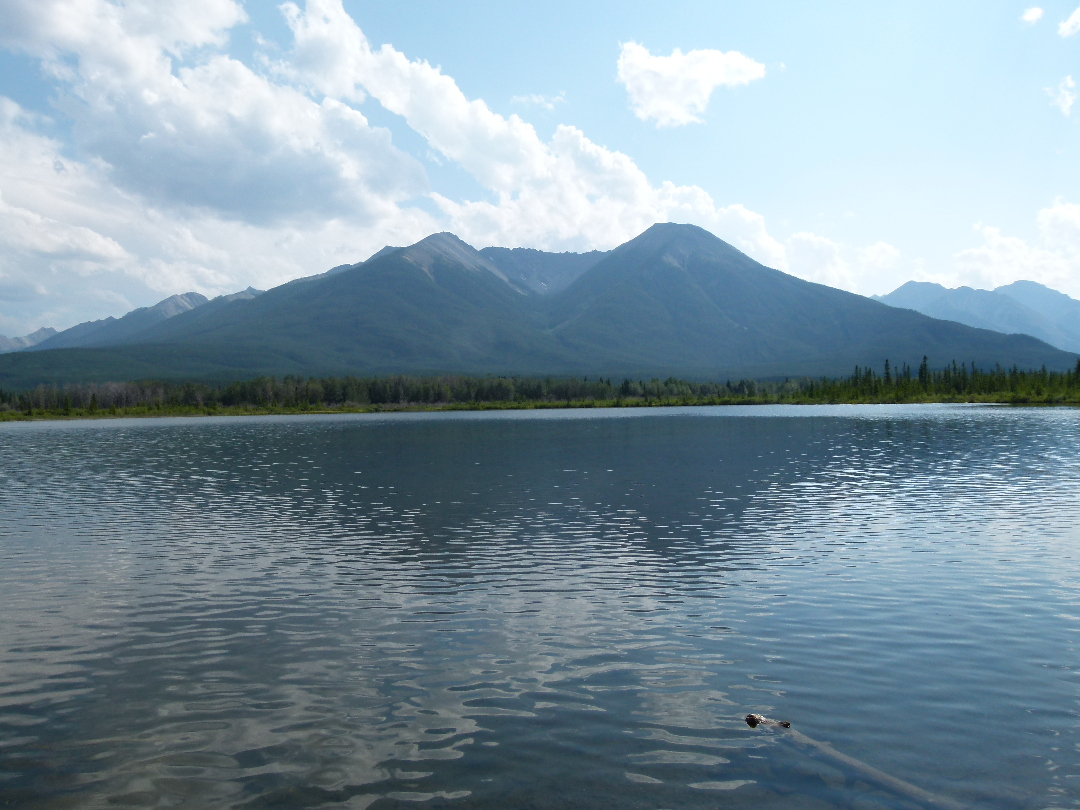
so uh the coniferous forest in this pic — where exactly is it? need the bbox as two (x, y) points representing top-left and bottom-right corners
(2, 357), (1079, 420)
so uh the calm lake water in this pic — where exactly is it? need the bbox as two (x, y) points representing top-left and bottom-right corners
(1, 405), (1078, 809)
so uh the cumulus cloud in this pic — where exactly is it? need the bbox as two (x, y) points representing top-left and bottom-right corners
(1036, 200), (1080, 255)
(510, 93), (565, 110)
(0, 0), (788, 333)
(0, 0), (427, 225)
(14, 0), (1071, 342)
(858, 241), (901, 271)
(1048, 75), (1076, 115)
(1022, 7), (1044, 23)
(0, 95), (436, 334)
(1060, 5), (1080, 35)
(0, 0), (441, 333)
(616, 41), (765, 127)
(953, 201), (1080, 296)
(785, 232), (858, 291)
(781, 234), (912, 296)
(280, 1), (786, 260)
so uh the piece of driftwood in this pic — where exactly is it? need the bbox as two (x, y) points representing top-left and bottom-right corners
(745, 714), (965, 810)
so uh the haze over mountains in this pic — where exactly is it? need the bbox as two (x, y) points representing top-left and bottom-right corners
(31, 292), (210, 351)
(875, 281), (1080, 354)
(0, 327), (57, 354)
(0, 224), (1075, 389)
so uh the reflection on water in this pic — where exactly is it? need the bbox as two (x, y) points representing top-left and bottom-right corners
(0, 405), (1078, 809)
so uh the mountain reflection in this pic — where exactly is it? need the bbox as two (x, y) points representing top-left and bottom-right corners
(1, 406), (1078, 808)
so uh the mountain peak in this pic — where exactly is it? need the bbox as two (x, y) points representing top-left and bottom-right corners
(216, 287), (263, 304)
(0, 327), (58, 354)
(151, 292), (209, 319)
(626, 222), (721, 251)
(400, 232), (511, 284)
(604, 222), (758, 274)
(366, 245), (403, 263)
(641, 222), (714, 237)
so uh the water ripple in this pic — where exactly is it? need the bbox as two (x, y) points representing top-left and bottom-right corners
(0, 405), (1078, 808)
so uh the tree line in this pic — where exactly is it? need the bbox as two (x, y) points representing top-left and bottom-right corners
(2, 357), (1079, 418)
(805, 357), (1080, 402)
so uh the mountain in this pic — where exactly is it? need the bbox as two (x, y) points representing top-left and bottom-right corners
(874, 281), (956, 311)
(994, 281), (1080, 350)
(33, 292), (211, 351)
(110, 232), (568, 376)
(0, 224), (1074, 389)
(0, 327), (57, 353)
(876, 281), (1080, 353)
(215, 287), (264, 304)
(545, 225), (1075, 376)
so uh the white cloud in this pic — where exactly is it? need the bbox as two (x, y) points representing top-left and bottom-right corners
(281, 1), (786, 261)
(858, 241), (901, 271)
(0, 0), (787, 333)
(0, 0), (427, 224)
(782, 235), (911, 296)
(0, 0), (435, 332)
(0, 94), (436, 334)
(616, 41), (765, 127)
(1036, 200), (1080, 256)
(1060, 5), (1080, 35)
(1048, 75), (1077, 115)
(1022, 7), (1044, 23)
(510, 93), (565, 111)
(952, 201), (1080, 297)
(8, 0), (1078, 345)
(786, 232), (856, 290)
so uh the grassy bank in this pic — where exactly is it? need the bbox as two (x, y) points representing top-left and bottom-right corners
(2, 389), (1079, 422)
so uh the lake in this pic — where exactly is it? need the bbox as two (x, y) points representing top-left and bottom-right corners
(1, 405), (1078, 809)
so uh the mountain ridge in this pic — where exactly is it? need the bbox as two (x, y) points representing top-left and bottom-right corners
(876, 280), (1080, 353)
(32, 292), (211, 351)
(28, 289), (266, 353)
(0, 223), (1074, 389)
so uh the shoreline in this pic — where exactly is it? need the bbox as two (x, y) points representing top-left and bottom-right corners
(3, 394), (1078, 422)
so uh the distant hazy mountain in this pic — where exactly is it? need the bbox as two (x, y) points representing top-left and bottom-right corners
(876, 280), (1080, 352)
(0, 327), (58, 353)
(0, 224), (1074, 388)
(994, 281), (1080, 351)
(29, 288), (266, 354)
(33, 292), (211, 351)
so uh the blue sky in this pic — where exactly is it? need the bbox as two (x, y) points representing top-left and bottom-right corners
(1, 0), (1079, 335)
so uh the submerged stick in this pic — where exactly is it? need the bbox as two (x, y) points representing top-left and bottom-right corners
(745, 714), (965, 810)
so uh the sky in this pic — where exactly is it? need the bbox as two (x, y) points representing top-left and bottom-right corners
(1, 0), (1080, 335)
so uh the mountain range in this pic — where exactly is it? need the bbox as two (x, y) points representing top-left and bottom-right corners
(30, 289), (263, 351)
(875, 281), (1080, 353)
(0, 223), (1075, 389)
